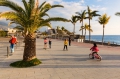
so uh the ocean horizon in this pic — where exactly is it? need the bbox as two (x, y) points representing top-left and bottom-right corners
(85, 35), (120, 45)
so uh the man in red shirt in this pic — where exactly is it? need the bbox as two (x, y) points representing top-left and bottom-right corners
(9, 35), (17, 53)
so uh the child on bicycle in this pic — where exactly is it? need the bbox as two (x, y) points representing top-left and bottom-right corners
(90, 43), (99, 59)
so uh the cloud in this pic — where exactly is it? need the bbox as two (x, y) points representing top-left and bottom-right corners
(90, 5), (107, 12)
(48, 1), (87, 19)
(97, 0), (102, 2)
(80, 0), (84, 3)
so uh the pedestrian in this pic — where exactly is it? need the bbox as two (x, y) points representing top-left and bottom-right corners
(49, 38), (52, 48)
(44, 38), (48, 50)
(68, 36), (71, 46)
(9, 35), (17, 53)
(63, 39), (68, 51)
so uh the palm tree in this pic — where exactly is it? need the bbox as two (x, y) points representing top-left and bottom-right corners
(56, 26), (60, 34)
(79, 23), (93, 41)
(61, 26), (66, 31)
(98, 14), (110, 45)
(56, 26), (61, 31)
(70, 15), (78, 38)
(61, 26), (67, 35)
(76, 10), (87, 40)
(64, 28), (71, 35)
(115, 12), (120, 41)
(0, 0), (68, 62)
(86, 6), (100, 42)
(56, 26), (61, 39)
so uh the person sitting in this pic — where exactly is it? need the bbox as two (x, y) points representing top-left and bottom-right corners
(90, 43), (99, 59)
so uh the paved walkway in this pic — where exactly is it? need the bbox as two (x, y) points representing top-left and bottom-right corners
(0, 38), (120, 79)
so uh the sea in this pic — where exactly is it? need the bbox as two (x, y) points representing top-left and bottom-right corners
(85, 35), (120, 45)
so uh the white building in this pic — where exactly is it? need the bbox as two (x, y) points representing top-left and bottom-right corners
(7, 28), (17, 33)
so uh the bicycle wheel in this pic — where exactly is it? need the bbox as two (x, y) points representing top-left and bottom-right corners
(89, 54), (93, 59)
(97, 55), (102, 61)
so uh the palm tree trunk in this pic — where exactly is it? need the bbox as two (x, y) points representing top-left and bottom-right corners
(89, 18), (91, 42)
(84, 29), (86, 42)
(102, 25), (105, 45)
(81, 21), (83, 42)
(73, 24), (75, 40)
(23, 33), (36, 61)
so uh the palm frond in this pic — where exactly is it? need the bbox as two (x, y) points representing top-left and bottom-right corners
(51, 5), (64, 8)
(8, 21), (15, 26)
(0, 0), (24, 13)
(44, 17), (69, 22)
(38, 1), (46, 9)
(13, 25), (24, 30)
(40, 3), (51, 13)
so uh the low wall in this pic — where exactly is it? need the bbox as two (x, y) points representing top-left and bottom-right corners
(84, 40), (120, 46)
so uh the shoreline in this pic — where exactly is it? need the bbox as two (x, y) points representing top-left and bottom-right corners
(84, 40), (120, 46)
(85, 35), (120, 45)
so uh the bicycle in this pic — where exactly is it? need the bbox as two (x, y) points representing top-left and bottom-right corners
(89, 51), (102, 61)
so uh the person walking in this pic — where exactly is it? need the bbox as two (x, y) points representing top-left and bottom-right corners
(49, 38), (52, 48)
(9, 35), (17, 53)
(63, 39), (68, 51)
(68, 36), (71, 46)
(44, 38), (48, 50)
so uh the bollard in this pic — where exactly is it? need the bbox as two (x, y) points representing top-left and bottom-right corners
(108, 41), (110, 45)
(7, 46), (9, 57)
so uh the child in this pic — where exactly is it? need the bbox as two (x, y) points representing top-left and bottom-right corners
(49, 38), (52, 48)
(63, 39), (68, 51)
(90, 43), (99, 59)
(44, 38), (47, 50)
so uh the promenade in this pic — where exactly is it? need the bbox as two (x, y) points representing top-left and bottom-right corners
(0, 38), (120, 79)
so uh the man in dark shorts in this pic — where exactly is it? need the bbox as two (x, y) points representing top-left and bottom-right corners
(49, 38), (52, 48)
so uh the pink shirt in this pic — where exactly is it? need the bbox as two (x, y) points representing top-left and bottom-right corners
(44, 39), (47, 43)
(90, 46), (99, 52)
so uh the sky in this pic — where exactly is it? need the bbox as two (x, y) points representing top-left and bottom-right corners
(0, 0), (120, 35)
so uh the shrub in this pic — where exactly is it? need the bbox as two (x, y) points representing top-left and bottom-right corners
(10, 58), (42, 68)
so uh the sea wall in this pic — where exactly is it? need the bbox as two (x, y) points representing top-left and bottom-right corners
(84, 40), (120, 46)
